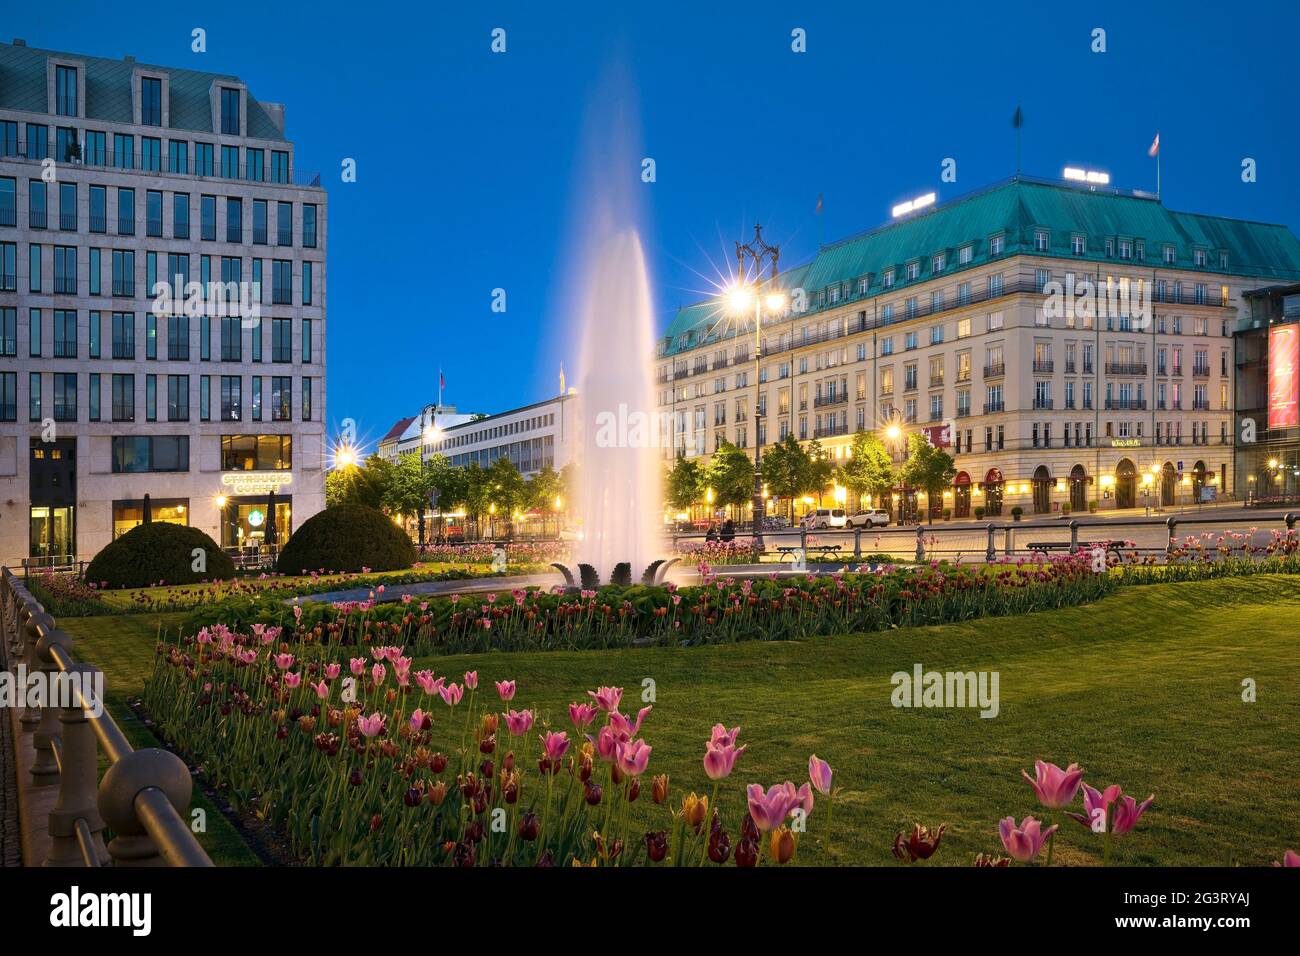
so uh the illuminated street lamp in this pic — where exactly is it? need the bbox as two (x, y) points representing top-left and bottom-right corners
(731, 223), (782, 548)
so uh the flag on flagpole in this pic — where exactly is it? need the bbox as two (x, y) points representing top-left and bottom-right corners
(1012, 105), (1023, 129)
(559, 363), (566, 395)
(1148, 132), (1160, 157)
(439, 369), (445, 391)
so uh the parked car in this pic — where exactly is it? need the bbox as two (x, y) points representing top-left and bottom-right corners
(799, 508), (847, 530)
(846, 509), (890, 528)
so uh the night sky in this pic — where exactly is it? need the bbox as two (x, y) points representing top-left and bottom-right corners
(11, 0), (1299, 450)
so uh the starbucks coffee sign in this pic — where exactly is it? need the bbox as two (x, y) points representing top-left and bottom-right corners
(220, 472), (294, 495)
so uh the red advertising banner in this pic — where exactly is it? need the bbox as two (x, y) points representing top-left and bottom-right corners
(1268, 325), (1300, 429)
(923, 423), (952, 447)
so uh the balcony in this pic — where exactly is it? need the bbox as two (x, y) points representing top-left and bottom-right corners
(1106, 363), (1148, 376)
(0, 207), (15, 227)
(53, 278), (76, 295)
(1193, 366), (1210, 377)
(59, 212), (77, 231)
(813, 393), (847, 408)
(1032, 360), (1054, 374)
(1192, 400), (1211, 411)
(29, 209), (47, 229)
(984, 401), (1005, 414)
(956, 370), (971, 383)
(984, 363), (1005, 378)
(929, 376), (945, 388)
(956, 407), (971, 418)
(1064, 362), (1076, 374)
(814, 423), (849, 439)
(1033, 399), (1054, 410)
(1104, 399), (1147, 410)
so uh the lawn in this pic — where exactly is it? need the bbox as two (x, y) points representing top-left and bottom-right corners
(60, 575), (1300, 866)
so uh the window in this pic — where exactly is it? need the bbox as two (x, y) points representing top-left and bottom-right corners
(301, 319), (312, 363)
(117, 187), (134, 235)
(220, 375), (242, 421)
(195, 142), (214, 177)
(111, 250), (134, 296)
(53, 310), (76, 357)
(30, 180), (47, 229)
(56, 66), (78, 116)
(146, 190), (163, 237)
(140, 76), (163, 125)
(905, 261), (919, 281)
(272, 318), (293, 361)
(272, 261), (293, 304)
(58, 182), (76, 230)
(112, 312), (135, 358)
(1119, 239), (1132, 260)
(141, 137), (160, 172)
(226, 197), (242, 242)
(1163, 245), (1176, 265)
(0, 307), (14, 356)
(113, 133), (133, 169)
(1071, 235), (1085, 256)
(111, 374), (134, 421)
(959, 244), (972, 265)
(167, 314), (189, 361)
(29, 372), (41, 420)
(89, 185), (106, 232)
(1034, 230), (1048, 252)
(271, 150), (289, 184)
(221, 434), (292, 471)
(0, 242), (14, 291)
(989, 234), (1004, 256)
(303, 205), (317, 248)
(1194, 249), (1206, 267)
(29, 308), (41, 356)
(169, 140), (188, 174)
(221, 316), (242, 362)
(0, 177), (14, 226)
(221, 145), (239, 179)
(0, 371), (17, 421)
(277, 202), (293, 245)
(84, 130), (105, 166)
(201, 195), (216, 241)
(245, 148), (264, 182)
(253, 200), (267, 244)
(30, 244), (45, 294)
(27, 123), (49, 160)
(111, 436), (189, 473)
(271, 376), (292, 420)
(302, 262), (313, 306)
(931, 253), (944, 273)
(220, 87), (241, 135)
(301, 377), (312, 420)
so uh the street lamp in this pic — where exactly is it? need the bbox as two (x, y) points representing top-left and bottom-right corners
(731, 223), (781, 549)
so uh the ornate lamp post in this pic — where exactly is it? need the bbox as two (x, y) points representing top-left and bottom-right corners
(728, 224), (781, 549)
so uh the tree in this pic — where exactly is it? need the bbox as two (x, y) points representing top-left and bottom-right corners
(526, 464), (565, 535)
(708, 441), (756, 515)
(801, 439), (835, 504)
(325, 453), (391, 510)
(838, 430), (896, 508)
(761, 435), (808, 520)
(486, 456), (527, 537)
(665, 456), (706, 512)
(458, 463), (492, 538)
(901, 433), (957, 523)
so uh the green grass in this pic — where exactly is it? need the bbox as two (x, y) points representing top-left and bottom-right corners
(61, 576), (1300, 866)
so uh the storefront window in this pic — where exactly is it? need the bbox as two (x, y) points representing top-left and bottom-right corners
(221, 434), (292, 470)
(112, 499), (189, 538)
(220, 498), (292, 550)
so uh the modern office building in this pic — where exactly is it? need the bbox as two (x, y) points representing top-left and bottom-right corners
(0, 40), (327, 565)
(381, 393), (577, 477)
(1234, 282), (1300, 503)
(656, 175), (1300, 517)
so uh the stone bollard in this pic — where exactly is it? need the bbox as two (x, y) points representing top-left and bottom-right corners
(1069, 519), (1080, 551)
(1166, 517), (1178, 558)
(43, 656), (110, 867)
(98, 748), (194, 867)
(986, 523), (997, 563)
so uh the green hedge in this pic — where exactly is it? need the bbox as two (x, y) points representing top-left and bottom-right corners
(85, 522), (235, 589)
(277, 503), (416, 576)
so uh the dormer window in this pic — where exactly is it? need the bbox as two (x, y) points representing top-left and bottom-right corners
(220, 87), (242, 135)
(1071, 234), (1086, 255)
(1219, 251), (1228, 270)
(989, 234), (1004, 256)
(1119, 240), (1132, 260)
(1194, 249), (1206, 267)
(959, 244), (973, 264)
(55, 65), (78, 117)
(857, 276), (869, 295)
(1136, 240), (1145, 261)
(883, 268), (895, 288)
(1104, 238), (1115, 257)
(1034, 230), (1049, 252)
(1163, 244), (1176, 265)
(906, 260), (920, 281)
(141, 77), (163, 126)
(932, 253), (945, 273)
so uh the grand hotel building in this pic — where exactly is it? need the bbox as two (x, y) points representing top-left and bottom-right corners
(656, 176), (1300, 518)
(0, 40), (327, 565)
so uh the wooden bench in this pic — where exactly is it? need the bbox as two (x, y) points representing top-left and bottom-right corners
(776, 544), (843, 563)
(1027, 540), (1124, 557)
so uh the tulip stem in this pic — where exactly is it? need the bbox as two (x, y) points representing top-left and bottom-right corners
(823, 792), (835, 864)
(1045, 825), (1054, 867)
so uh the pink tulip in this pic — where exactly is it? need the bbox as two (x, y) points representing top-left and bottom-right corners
(323, 662), (341, 680)
(274, 653), (294, 671)
(608, 706), (652, 739)
(310, 680), (329, 700)
(356, 712), (385, 738)
(746, 783), (798, 832)
(1280, 850), (1300, 867)
(1066, 782), (1123, 831)
(371, 663), (386, 687)
(409, 708), (430, 732)
(703, 741), (746, 780)
(464, 670), (478, 690)
(587, 686), (623, 713)
(495, 679), (516, 701)
(293, 605), (302, 621)
(439, 682), (464, 707)
(349, 657), (366, 676)
(998, 816), (1058, 863)
(1110, 793), (1155, 835)
(808, 755), (833, 795)
(616, 738), (652, 777)
(791, 781), (815, 816)
(588, 725), (621, 763)
(283, 672), (302, 689)
(1022, 760), (1085, 809)
(568, 701), (598, 728)
(540, 730), (570, 761)
(503, 709), (535, 736)
(710, 723), (741, 749)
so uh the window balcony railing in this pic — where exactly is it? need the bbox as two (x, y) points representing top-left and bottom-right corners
(53, 278), (77, 294)
(984, 401), (1005, 414)
(1106, 363), (1147, 375)
(1192, 400), (1211, 411)
(0, 207), (16, 227)
(29, 209), (47, 229)
(814, 423), (848, 438)
(929, 376), (945, 388)
(89, 215), (106, 233)
(984, 363), (1005, 378)
(1104, 398), (1147, 410)
(813, 393), (847, 408)
(956, 407), (971, 418)
(59, 212), (77, 231)
(1193, 366), (1210, 377)
(1032, 360), (1054, 374)
(1033, 398), (1054, 410)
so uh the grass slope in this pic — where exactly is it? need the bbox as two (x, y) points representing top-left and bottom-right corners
(61, 576), (1300, 866)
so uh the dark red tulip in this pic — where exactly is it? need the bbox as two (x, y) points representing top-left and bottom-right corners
(645, 830), (668, 862)
(734, 838), (759, 868)
(892, 823), (946, 862)
(518, 812), (540, 841)
(584, 781), (603, 806)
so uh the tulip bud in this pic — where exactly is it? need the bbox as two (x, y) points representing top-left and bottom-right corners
(348, 767), (363, 788)
(734, 837), (759, 868)
(502, 751), (516, 773)
(645, 830), (668, 863)
(584, 781), (603, 806)
(518, 812), (540, 841)
(404, 786), (422, 807)
(479, 734), (496, 754)
(430, 752), (448, 774)
(652, 774), (669, 805)
(427, 781), (448, 806)
(682, 793), (708, 831)
(769, 826), (796, 864)
(479, 758), (494, 779)
(627, 778), (640, 803)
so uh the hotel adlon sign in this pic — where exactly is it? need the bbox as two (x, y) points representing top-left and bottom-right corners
(220, 472), (294, 496)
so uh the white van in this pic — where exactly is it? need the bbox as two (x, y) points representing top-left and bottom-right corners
(799, 508), (847, 530)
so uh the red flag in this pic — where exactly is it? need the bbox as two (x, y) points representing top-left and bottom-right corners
(439, 369), (445, 391)
(1148, 132), (1160, 157)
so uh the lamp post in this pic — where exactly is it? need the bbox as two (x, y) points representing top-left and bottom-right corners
(730, 224), (781, 549)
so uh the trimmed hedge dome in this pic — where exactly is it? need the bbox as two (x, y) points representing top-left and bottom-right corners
(85, 521), (236, 589)
(276, 503), (416, 575)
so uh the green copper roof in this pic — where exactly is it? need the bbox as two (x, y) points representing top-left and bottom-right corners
(0, 41), (286, 140)
(661, 176), (1300, 356)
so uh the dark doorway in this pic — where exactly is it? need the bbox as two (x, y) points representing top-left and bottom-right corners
(1069, 465), (1087, 511)
(1116, 458), (1137, 509)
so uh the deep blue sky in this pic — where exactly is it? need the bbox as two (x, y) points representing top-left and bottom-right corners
(11, 0), (1300, 450)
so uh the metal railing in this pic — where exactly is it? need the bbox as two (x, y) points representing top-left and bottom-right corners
(0, 567), (213, 867)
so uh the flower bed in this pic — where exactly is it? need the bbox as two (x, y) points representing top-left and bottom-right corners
(184, 556), (1117, 656)
(415, 541), (570, 565)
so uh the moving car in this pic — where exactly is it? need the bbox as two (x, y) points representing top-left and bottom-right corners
(799, 508), (847, 530)
(846, 509), (891, 528)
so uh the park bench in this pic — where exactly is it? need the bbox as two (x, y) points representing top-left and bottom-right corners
(1026, 540), (1124, 557)
(776, 544), (843, 562)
